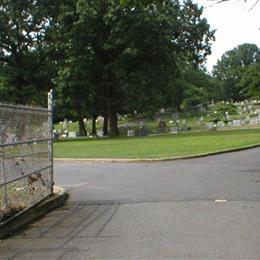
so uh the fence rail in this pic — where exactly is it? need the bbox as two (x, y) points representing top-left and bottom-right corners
(0, 90), (53, 224)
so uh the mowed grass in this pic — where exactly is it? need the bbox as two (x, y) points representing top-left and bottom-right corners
(54, 129), (260, 159)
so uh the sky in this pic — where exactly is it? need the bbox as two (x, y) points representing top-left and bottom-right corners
(194, 0), (260, 71)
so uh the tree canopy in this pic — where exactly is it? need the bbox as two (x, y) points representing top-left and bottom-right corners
(213, 43), (260, 101)
(0, 0), (61, 104)
(0, 0), (218, 136)
(54, 0), (215, 135)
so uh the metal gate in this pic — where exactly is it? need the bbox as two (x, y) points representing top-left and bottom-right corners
(0, 90), (53, 223)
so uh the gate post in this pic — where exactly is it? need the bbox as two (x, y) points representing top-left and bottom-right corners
(0, 145), (7, 208)
(48, 89), (54, 194)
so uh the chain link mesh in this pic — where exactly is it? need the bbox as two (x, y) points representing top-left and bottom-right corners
(0, 102), (53, 223)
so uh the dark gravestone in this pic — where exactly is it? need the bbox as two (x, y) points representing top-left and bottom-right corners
(158, 121), (166, 133)
(139, 126), (148, 136)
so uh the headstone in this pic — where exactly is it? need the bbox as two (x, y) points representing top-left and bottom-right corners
(227, 122), (233, 127)
(139, 126), (148, 136)
(127, 130), (135, 137)
(206, 123), (212, 130)
(255, 109), (260, 114)
(172, 112), (179, 119)
(62, 118), (68, 130)
(241, 119), (246, 125)
(250, 118), (258, 125)
(53, 130), (59, 141)
(206, 123), (216, 130)
(226, 114), (231, 121)
(232, 120), (241, 127)
(68, 131), (77, 138)
(158, 120), (166, 133)
(182, 124), (190, 131)
(96, 116), (104, 124)
(97, 131), (104, 137)
(160, 108), (166, 113)
(170, 127), (178, 134)
(217, 121), (225, 128)
(198, 105), (207, 112)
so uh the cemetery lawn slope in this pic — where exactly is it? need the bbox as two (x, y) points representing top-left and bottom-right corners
(54, 129), (260, 159)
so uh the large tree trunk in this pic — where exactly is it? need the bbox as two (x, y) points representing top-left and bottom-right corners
(108, 110), (119, 136)
(91, 115), (97, 135)
(102, 112), (109, 136)
(176, 103), (182, 112)
(77, 109), (87, 136)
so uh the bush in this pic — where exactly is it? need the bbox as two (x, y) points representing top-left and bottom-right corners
(209, 102), (238, 124)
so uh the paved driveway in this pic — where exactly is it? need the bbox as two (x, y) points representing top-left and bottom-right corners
(1, 148), (260, 259)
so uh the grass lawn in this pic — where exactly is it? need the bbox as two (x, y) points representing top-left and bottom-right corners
(54, 129), (260, 159)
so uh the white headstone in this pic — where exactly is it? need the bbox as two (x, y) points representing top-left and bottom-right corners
(127, 130), (135, 137)
(62, 118), (68, 129)
(68, 131), (77, 138)
(217, 121), (225, 128)
(249, 118), (257, 125)
(227, 122), (233, 127)
(170, 127), (178, 134)
(206, 123), (213, 130)
(232, 120), (241, 127)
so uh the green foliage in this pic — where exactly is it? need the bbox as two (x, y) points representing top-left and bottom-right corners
(182, 66), (215, 109)
(213, 43), (260, 101)
(209, 102), (237, 123)
(240, 63), (260, 99)
(54, 0), (214, 135)
(0, 0), (59, 105)
(0, 0), (215, 136)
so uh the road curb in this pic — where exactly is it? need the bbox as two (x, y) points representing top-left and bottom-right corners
(54, 144), (260, 163)
(0, 186), (69, 239)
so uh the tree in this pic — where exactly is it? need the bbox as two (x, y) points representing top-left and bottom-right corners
(182, 67), (215, 109)
(213, 43), (260, 101)
(240, 63), (260, 99)
(209, 102), (237, 124)
(55, 0), (214, 136)
(0, 0), (59, 105)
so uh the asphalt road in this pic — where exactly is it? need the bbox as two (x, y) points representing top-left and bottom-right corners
(1, 148), (260, 259)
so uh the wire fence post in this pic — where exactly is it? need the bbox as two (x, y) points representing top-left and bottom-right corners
(0, 145), (7, 208)
(48, 89), (54, 195)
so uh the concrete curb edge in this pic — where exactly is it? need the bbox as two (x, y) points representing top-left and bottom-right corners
(0, 186), (69, 239)
(54, 143), (260, 163)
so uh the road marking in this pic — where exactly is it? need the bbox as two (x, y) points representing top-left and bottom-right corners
(214, 199), (227, 203)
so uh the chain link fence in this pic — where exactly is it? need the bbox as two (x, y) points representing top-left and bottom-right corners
(0, 91), (53, 223)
